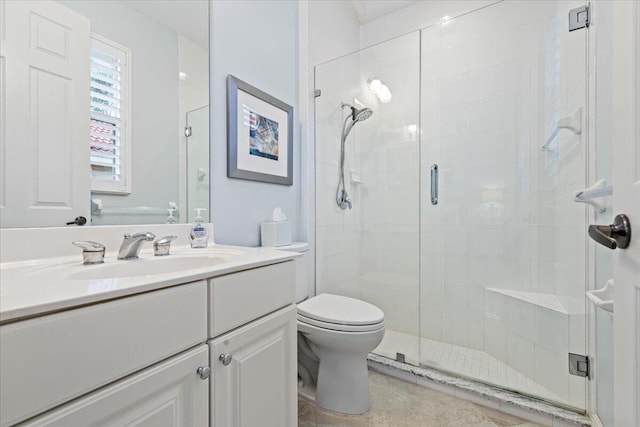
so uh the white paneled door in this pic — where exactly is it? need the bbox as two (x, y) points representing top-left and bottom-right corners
(611, 2), (640, 426)
(0, 0), (90, 227)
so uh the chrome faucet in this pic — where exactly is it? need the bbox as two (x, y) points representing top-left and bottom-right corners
(118, 231), (156, 260)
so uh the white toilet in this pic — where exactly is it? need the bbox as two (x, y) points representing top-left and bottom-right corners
(279, 243), (385, 415)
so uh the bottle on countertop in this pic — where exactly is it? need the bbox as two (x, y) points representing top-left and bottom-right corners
(166, 208), (177, 224)
(189, 208), (208, 248)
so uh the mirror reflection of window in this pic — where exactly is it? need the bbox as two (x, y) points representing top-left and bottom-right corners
(89, 35), (131, 195)
(0, 0), (209, 227)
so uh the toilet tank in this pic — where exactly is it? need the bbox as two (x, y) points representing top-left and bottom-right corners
(277, 242), (311, 303)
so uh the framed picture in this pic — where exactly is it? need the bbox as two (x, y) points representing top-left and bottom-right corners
(227, 75), (293, 185)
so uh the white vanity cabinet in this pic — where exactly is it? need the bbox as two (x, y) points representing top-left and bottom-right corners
(208, 261), (297, 427)
(1, 281), (208, 426)
(0, 258), (298, 427)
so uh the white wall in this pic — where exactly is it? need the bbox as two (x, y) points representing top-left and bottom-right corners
(61, 0), (180, 225)
(360, 1), (499, 48)
(210, 0), (299, 246)
(308, 0), (361, 66)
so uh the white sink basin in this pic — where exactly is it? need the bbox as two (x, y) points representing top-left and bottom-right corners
(23, 253), (233, 281)
(68, 256), (227, 280)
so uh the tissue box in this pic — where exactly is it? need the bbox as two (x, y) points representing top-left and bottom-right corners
(261, 221), (292, 247)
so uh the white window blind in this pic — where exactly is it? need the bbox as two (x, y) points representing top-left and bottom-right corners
(90, 35), (131, 194)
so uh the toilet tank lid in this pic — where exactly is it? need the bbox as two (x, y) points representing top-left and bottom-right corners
(277, 242), (309, 253)
(297, 294), (384, 326)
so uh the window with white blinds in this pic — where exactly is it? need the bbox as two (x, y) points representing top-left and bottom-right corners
(90, 35), (131, 194)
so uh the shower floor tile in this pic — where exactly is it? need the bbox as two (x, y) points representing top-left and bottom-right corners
(374, 330), (568, 406)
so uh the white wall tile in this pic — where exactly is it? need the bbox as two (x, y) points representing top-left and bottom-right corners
(507, 298), (535, 342)
(443, 312), (469, 347)
(534, 344), (568, 399)
(468, 313), (485, 351)
(535, 307), (568, 354)
(421, 308), (443, 341)
(444, 284), (470, 315)
(507, 333), (535, 378)
(485, 318), (508, 363)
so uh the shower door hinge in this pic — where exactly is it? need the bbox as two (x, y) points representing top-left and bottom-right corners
(569, 353), (590, 378)
(314, 89), (321, 98)
(569, 5), (590, 32)
(184, 126), (192, 137)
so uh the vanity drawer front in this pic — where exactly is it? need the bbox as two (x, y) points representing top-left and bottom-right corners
(0, 281), (207, 427)
(209, 261), (294, 337)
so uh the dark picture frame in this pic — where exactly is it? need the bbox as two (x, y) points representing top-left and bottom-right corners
(227, 75), (293, 185)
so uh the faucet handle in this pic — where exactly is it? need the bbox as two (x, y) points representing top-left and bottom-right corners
(72, 241), (105, 264)
(154, 235), (177, 256)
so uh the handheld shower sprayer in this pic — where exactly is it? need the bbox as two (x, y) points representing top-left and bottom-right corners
(336, 102), (373, 210)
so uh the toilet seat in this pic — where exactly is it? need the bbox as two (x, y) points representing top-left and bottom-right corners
(297, 294), (384, 332)
(298, 313), (384, 332)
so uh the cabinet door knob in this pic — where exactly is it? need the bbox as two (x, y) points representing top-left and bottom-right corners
(219, 353), (233, 366)
(196, 366), (211, 380)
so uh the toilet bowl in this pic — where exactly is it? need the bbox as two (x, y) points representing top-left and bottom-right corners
(276, 243), (386, 415)
(297, 293), (385, 415)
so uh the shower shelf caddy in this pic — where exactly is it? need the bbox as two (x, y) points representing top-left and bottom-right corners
(574, 179), (613, 213)
(542, 108), (582, 151)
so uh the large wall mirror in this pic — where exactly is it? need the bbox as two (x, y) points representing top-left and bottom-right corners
(0, 0), (210, 227)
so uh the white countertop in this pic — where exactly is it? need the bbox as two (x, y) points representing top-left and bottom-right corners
(0, 244), (299, 323)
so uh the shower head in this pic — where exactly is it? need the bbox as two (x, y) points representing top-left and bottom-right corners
(341, 102), (373, 123)
(352, 107), (373, 122)
(336, 103), (373, 211)
(341, 103), (373, 140)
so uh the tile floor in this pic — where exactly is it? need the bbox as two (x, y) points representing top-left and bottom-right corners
(374, 330), (567, 405)
(298, 370), (544, 427)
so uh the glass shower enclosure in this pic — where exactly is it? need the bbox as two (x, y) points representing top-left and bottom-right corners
(314, 0), (588, 411)
(186, 106), (210, 223)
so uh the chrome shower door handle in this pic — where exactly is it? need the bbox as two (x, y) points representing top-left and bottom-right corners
(588, 214), (631, 249)
(430, 164), (439, 205)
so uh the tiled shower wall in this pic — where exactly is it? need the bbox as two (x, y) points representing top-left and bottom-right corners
(356, 35), (422, 340)
(315, 53), (363, 301)
(315, 33), (422, 342)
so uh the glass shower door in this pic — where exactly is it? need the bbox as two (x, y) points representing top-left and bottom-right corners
(419, 0), (588, 410)
(186, 106), (210, 223)
(314, 32), (422, 365)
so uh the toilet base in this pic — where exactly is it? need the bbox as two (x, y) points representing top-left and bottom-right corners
(297, 380), (317, 402)
(315, 350), (372, 414)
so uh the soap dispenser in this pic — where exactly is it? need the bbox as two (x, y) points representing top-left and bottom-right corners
(189, 208), (208, 248)
(166, 208), (177, 224)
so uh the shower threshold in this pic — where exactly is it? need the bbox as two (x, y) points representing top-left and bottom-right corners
(375, 329), (569, 405)
(372, 330), (591, 425)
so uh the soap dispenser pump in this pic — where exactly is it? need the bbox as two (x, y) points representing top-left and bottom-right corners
(166, 208), (177, 224)
(189, 208), (208, 248)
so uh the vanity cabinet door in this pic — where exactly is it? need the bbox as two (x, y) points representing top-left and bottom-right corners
(210, 305), (296, 427)
(21, 345), (209, 427)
